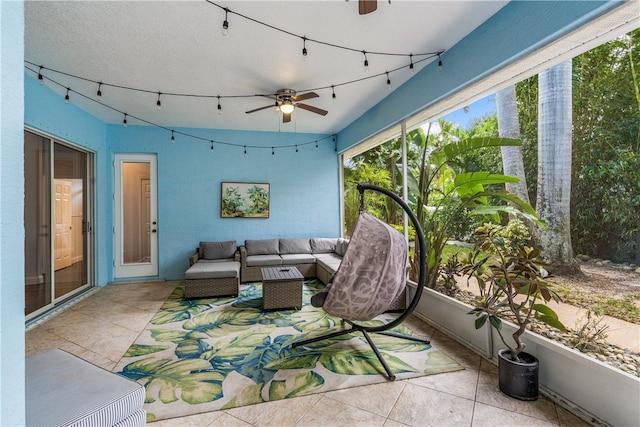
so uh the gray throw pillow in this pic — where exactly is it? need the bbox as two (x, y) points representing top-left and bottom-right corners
(280, 238), (312, 254)
(200, 241), (237, 260)
(310, 238), (338, 253)
(245, 239), (280, 255)
(335, 238), (349, 256)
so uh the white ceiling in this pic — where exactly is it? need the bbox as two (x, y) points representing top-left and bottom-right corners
(25, 0), (509, 135)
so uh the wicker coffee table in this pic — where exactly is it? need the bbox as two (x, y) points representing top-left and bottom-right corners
(261, 266), (304, 310)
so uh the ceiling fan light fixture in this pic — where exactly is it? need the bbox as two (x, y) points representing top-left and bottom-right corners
(280, 101), (295, 114)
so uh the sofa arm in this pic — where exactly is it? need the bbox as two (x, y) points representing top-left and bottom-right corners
(188, 250), (199, 266)
(235, 248), (241, 262)
(239, 246), (247, 263)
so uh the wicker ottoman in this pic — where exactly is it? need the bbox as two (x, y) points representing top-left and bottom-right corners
(185, 261), (241, 298)
(261, 266), (304, 310)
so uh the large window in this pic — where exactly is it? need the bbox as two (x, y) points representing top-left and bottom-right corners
(25, 130), (94, 319)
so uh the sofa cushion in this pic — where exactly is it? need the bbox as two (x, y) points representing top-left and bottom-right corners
(26, 349), (145, 427)
(245, 239), (280, 255)
(335, 238), (350, 257)
(186, 261), (240, 279)
(311, 238), (338, 254)
(316, 255), (343, 272)
(246, 254), (282, 267)
(200, 240), (237, 260)
(280, 253), (316, 264)
(280, 238), (312, 254)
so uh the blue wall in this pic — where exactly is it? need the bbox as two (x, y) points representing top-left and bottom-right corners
(0, 3), (25, 425)
(24, 75), (339, 282)
(107, 126), (339, 280)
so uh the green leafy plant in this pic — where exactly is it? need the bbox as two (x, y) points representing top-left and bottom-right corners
(568, 309), (609, 351)
(460, 224), (567, 361)
(407, 130), (540, 289)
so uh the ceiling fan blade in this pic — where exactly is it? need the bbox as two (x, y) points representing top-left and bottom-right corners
(293, 91), (319, 102)
(245, 105), (273, 114)
(296, 103), (328, 116)
(359, 0), (377, 15)
(283, 112), (292, 123)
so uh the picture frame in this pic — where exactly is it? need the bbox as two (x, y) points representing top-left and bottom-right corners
(221, 182), (270, 218)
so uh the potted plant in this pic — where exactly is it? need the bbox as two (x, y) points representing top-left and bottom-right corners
(460, 223), (567, 400)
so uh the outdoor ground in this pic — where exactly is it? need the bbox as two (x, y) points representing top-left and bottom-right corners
(549, 260), (640, 325)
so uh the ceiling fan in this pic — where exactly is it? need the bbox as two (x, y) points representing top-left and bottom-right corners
(245, 89), (328, 123)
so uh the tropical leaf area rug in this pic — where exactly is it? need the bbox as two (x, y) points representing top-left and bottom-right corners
(116, 280), (463, 422)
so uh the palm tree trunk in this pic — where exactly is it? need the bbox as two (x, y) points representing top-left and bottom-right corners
(535, 60), (577, 271)
(496, 85), (536, 240)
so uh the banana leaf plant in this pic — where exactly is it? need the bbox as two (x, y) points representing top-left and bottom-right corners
(459, 224), (567, 361)
(406, 125), (540, 290)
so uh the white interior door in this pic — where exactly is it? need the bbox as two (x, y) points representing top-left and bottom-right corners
(54, 179), (73, 270)
(114, 154), (158, 278)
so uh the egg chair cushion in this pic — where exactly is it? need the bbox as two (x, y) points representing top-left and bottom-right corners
(322, 211), (408, 321)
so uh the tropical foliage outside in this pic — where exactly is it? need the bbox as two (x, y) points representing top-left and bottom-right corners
(344, 29), (640, 291)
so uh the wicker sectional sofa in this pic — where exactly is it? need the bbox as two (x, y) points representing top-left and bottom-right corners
(240, 237), (348, 284)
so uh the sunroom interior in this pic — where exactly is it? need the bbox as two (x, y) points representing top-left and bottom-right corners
(1, 1), (638, 425)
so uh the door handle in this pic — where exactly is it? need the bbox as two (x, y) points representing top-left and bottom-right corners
(152, 229), (157, 233)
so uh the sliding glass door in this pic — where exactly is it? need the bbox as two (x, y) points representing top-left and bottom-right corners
(25, 130), (94, 319)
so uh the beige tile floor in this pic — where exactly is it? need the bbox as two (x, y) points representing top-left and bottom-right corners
(26, 281), (591, 427)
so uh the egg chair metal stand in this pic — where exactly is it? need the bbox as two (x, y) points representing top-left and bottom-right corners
(292, 183), (428, 381)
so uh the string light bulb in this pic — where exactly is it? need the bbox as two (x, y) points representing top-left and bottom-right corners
(222, 8), (229, 35)
(217, 96), (222, 115)
(210, 141), (214, 152)
(386, 72), (392, 90)
(97, 82), (103, 100)
(272, 147), (275, 156)
(296, 145), (299, 153)
(331, 85), (336, 101)
(409, 54), (414, 75)
(171, 130), (175, 143)
(123, 113), (128, 127)
(302, 36), (308, 62)
(64, 88), (70, 104)
(156, 92), (162, 110)
(438, 54), (443, 68)
(243, 146), (247, 157)
(38, 66), (44, 84)
(315, 141), (318, 148)
(362, 51), (369, 73)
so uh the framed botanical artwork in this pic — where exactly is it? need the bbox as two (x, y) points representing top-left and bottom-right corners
(221, 182), (270, 218)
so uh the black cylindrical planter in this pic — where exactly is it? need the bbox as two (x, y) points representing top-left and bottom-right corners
(498, 349), (539, 400)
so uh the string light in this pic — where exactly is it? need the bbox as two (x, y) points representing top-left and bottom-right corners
(25, 63), (339, 157)
(409, 54), (414, 75)
(302, 36), (308, 62)
(362, 51), (369, 72)
(217, 96), (222, 115)
(386, 72), (392, 90)
(64, 87), (70, 104)
(156, 92), (162, 110)
(222, 7), (229, 35)
(331, 85), (336, 101)
(38, 66), (44, 84)
(210, 141), (215, 151)
(97, 82), (102, 100)
(438, 54), (443, 68)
